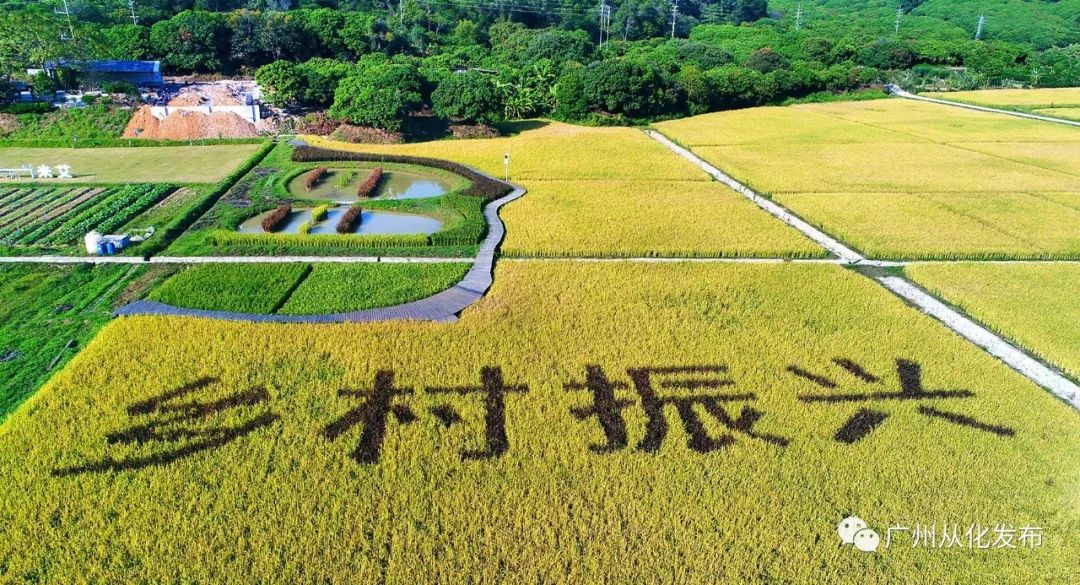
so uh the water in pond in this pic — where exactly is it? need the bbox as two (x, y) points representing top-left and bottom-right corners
(238, 207), (443, 235)
(290, 168), (453, 202)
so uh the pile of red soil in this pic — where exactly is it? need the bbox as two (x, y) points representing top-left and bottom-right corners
(123, 105), (259, 140)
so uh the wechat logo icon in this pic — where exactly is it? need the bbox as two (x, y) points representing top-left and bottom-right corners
(838, 516), (880, 553)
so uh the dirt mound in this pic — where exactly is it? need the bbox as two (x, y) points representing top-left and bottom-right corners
(0, 113), (21, 135)
(123, 105), (258, 140)
(168, 83), (246, 107)
(331, 124), (404, 144)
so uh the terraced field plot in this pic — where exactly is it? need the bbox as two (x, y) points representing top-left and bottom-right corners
(907, 263), (1080, 381)
(655, 99), (1080, 259)
(0, 262), (1076, 583)
(0, 184), (173, 248)
(0, 144), (264, 184)
(308, 123), (822, 258)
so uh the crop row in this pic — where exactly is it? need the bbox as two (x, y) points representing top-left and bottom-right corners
(356, 168), (383, 198)
(337, 206), (362, 233)
(262, 204), (292, 233)
(305, 167), (327, 191)
(41, 184), (174, 245)
(0, 188), (93, 244)
(292, 146), (513, 201)
(207, 230), (429, 249)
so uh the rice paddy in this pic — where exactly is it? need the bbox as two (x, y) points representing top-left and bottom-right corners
(654, 98), (1080, 260)
(0, 262), (1077, 583)
(906, 262), (1080, 381)
(924, 88), (1080, 108)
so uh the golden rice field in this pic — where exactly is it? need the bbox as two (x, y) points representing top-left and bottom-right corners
(0, 144), (264, 184)
(655, 99), (1080, 259)
(500, 180), (823, 258)
(925, 88), (1080, 107)
(308, 122), (708, 182)
(773, 192), (1080, 260)
(907, 263), (1080, 381)
(308, 123), (823, 258)
(800, 99), (1080, 143)
(0, 262), (1077, 583)
(1034, 108), (1080, 121)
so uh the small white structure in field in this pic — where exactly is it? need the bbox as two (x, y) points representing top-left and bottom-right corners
(36, 165), (54, 179)
(84, 231), (103, 254)
(56, 164), (72, 179)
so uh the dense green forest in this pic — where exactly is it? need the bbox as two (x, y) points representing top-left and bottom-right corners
(0, 0), (1077, 128)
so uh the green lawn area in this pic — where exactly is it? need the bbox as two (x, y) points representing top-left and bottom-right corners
(907, 262), (1080, 381)
(0, 144), (264, 184)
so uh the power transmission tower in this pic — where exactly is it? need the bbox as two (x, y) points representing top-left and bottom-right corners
(55, 0), (75, 41)
(598, 0), (612, 49)
(670, 0), (678, 39)
(975, 14), (985, 40)
(795, 2), (803, 32)
(894, 6), (902, 35)
(128, 0), (139, 25)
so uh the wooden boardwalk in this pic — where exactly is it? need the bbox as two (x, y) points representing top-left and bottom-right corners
(115, 178), (525, 324)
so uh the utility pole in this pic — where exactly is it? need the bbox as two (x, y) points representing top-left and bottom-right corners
(975, 14), (985, 40)
(795, 2), (803, 32)
(128, 0), (139, 25)
(598, 0), (611, 49)
(670, 0), (678, 39)
(400, 0), (405, 27)
(894, 6), (902, 35)
(55, 0), (75, 41)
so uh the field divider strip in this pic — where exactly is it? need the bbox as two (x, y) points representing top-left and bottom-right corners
(645, 129), (865, 263)
(879, 277), (1080, 410)
(889, 87), (1080, 128)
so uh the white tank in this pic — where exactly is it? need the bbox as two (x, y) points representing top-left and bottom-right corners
(84, 231), (102, 254)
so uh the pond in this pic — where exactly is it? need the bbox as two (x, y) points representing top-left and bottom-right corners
(290, 168), (454, 202)
(238, 206), (443, 236)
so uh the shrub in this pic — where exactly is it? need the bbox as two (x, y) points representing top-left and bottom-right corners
(337, 206), (362, 233)
(207, 230), (428, 249)
(261, 204), (292, 233)
(356, 167), (383, 198)
(335, 170), (355, 188)
(292, 147), (513, 201)
(306, 167), (327, 191)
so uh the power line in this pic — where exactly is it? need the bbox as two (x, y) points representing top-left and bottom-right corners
(421, 0), (594, 16)
(54, 0), (75, 41)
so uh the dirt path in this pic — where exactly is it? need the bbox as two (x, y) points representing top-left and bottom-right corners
(646, 128), (1080, 411)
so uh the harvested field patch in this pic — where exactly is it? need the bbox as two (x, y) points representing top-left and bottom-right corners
(0, 262), (1077, 582)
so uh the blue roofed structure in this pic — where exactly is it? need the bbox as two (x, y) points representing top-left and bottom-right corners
(42, 60), (163, 87)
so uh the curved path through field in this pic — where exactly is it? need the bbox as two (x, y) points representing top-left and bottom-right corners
(115, 176), (525, 324)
